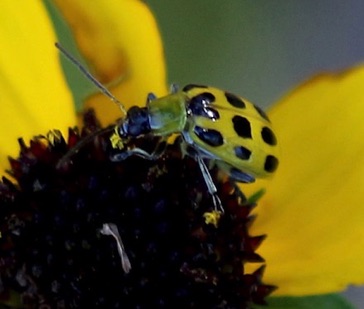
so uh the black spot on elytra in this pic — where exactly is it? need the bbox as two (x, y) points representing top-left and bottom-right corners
(183, 84), (208, 92)
(204, 107), (220, 120)
(232, 116), (252, 138)
(189, 104), (220, 120)
(264, 155), (279, 173)
(261, 127), (277, 146)
(192, 92), (216, 104)
(189, 93), (216, 108)
(194, 126), (223, 147)
(189, 93), (219, 120)
(225, 92), (246, 108)
(234, 146), (251, 160)
(253, 105), (270, 122)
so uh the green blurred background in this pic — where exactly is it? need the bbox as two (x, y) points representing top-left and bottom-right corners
(145, 1), (364, 110)
(144, 1), (364, 307)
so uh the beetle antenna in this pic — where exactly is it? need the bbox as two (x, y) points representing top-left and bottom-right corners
(55, 42), (127, 116)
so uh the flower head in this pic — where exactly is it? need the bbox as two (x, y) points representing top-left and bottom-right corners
(0, 110), (275, 307)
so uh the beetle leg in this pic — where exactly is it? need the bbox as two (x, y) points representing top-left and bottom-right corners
(215, 161), (255, 183)
(195, 155), (224, 213)
(110, 136), (168, 162)
(169, 83), (179, 94)
(146, 92), (157, 104)
(178, 139), (224, 213)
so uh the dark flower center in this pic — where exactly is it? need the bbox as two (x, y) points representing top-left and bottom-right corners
(0, 110), (275, 308)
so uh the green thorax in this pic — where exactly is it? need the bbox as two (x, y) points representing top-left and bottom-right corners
(148, 92), (188, 136)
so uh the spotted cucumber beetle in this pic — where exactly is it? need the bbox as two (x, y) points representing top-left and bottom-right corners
(56, 43), (279, 213)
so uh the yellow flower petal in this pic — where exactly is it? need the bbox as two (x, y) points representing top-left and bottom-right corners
(53, 0), (168, 125)
(0, 1), (76, 174)
(245, 65), (364, 296)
